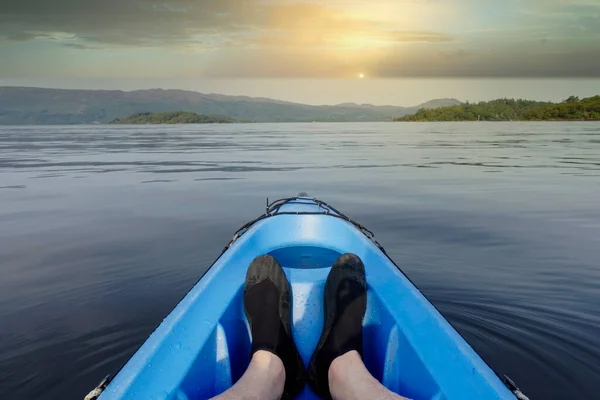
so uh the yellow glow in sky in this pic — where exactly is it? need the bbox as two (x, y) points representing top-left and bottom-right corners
(1, 0), (597, 81)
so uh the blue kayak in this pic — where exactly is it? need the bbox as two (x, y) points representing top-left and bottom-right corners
(96, 196), (521, 400)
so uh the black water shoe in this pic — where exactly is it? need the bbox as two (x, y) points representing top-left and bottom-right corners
(308, 253), (367, 399)
(244, 254), (306, 399)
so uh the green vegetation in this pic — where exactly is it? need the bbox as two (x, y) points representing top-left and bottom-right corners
(110, 111), (236, 124)
(395, 96), (600, 122)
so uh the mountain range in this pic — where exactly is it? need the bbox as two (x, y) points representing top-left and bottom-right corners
(0, 87), (461, 125)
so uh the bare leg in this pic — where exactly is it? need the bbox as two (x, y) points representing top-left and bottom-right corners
(211, 351), (285, 400)
(329, 351), (409, 400)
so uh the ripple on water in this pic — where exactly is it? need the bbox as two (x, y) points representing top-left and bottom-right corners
(431, 288), (600, 399)
(0, 122), (599, 400)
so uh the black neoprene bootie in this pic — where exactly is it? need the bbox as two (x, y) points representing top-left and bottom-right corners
(244, 254), (306, 399)
(308, 253), (367, 399)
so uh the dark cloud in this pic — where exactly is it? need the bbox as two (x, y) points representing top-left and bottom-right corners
(371, 46), (600, 78)
(0, 0), (455, 49)
(2, 31), (39, 41)
(0, 0), (599, 77)
(0, 0), (260, 46)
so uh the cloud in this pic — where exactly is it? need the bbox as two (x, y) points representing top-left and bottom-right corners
(371, 46), (600, 78)
(0, 0), (256, 46)
(0, 0), (599, 77)
(61, 43), (100, 50)
(199, 42), (600, 78)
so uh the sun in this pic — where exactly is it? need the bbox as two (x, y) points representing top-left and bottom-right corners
(359, 73), (365, 79)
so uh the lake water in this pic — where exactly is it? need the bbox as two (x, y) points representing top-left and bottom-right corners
(0, 122), (599, 400)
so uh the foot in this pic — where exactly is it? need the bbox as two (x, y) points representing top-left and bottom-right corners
(308, 253), (367, 400)
(244, 255), (306, 400)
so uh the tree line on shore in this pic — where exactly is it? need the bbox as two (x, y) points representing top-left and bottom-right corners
(395, 96), (600, 122)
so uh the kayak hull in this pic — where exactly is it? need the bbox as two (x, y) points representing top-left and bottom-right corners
(99, 198), (514, 400)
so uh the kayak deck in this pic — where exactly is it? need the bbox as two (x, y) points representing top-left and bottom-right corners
(99, 197), (514, 400)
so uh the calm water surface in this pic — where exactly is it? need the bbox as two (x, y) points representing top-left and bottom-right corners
(0, 123), (599, 399)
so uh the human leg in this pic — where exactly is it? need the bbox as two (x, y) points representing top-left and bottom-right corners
(212, 255), (305, 400)
(211, 350), (285, 400)
(308, 253), (409, 400)
(329, 351), (409, 400)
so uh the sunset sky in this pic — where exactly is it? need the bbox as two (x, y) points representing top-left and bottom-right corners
(1, 0), (599, 104)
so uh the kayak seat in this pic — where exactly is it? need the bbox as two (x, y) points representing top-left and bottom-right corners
(171, 244), (441, 400)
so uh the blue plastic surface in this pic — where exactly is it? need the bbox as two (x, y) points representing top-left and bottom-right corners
(100, 198), (515, 400)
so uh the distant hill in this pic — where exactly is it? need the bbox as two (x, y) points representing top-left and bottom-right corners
(111, 111), (235, 124)
(396, 96), (600, 121)
(0, 87), (461, 125)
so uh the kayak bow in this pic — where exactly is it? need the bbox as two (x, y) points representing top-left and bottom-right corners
(96, 196), (520, 400)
